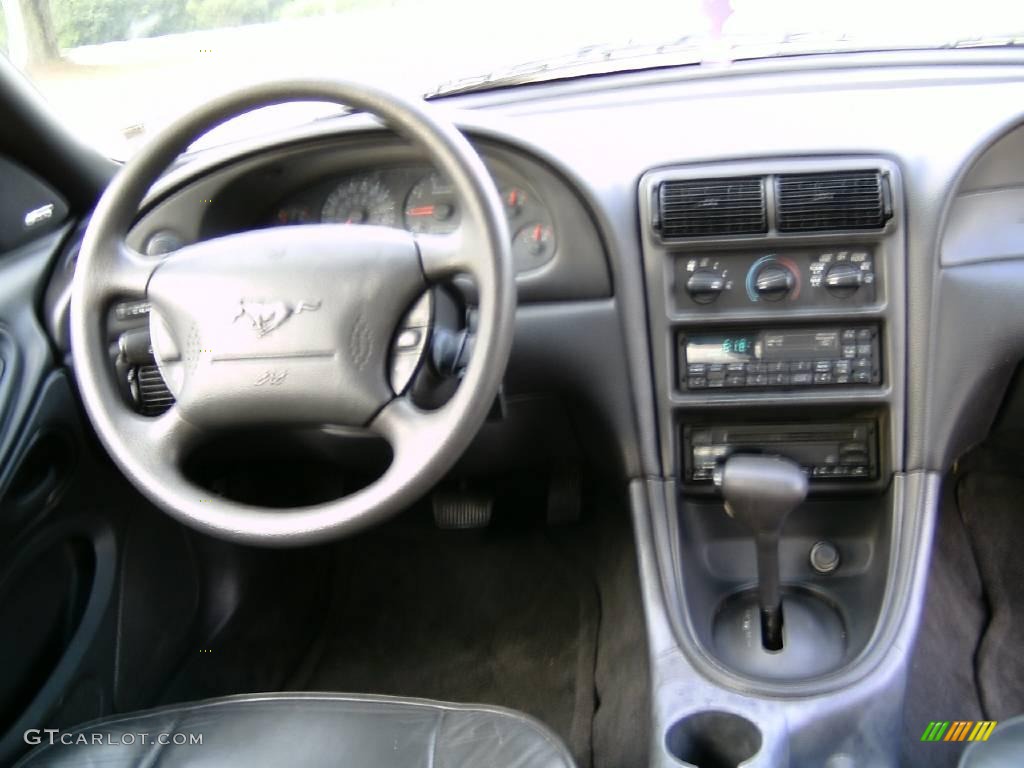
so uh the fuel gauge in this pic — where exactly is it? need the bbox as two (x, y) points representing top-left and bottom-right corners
(512, 222), (556, 273)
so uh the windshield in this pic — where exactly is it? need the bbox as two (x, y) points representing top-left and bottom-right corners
(1, 0), (1020, 159)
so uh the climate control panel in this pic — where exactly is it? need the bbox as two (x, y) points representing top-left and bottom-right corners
(675, 247), (876, 311)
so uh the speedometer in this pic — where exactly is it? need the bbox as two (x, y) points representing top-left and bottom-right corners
(321, 174), (399, 226)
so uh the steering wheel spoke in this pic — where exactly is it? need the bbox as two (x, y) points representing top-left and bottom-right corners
(414, 231), (475, 281)
(95, 241), (159, 298)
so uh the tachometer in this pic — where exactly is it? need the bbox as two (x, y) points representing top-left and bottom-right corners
(403, 172), (460, 234)
(321, 174), (398, 226)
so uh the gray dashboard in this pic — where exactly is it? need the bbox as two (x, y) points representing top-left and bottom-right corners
(80, 47), (1024, 483)
(45, 46), (1024, 768)
(126, 138), (611, 303)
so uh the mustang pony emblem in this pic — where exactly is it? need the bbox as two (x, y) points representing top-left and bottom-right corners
(233, 299), (322, 337)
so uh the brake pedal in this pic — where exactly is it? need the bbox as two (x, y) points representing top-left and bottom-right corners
(432, 491), (493, 529)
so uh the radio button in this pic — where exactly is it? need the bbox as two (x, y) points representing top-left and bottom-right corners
(814, 360), (833, 373)
(791, 372), (813, 385)
(707, 378), (725, 388)
(853, 358), (872, 371)
(746, 374), (768, 386)
(688, 376), (708, 389)
(833, 360), (851, 375)
(767, 373), (789, 386)
(814, 372), (833, 384)
(687, 363), (707, 376)
(834, 375), (850, 385)
(842, 345), (857, 359)
(747, 362), (765, 374)
(708, 364), (726, 375)
(856, 344), (873, 357)
(726, 363), (747, 373)
(852, 370), (873, 384)
(841, 329), (857, 343)
(790, 361), (812, 373)
(856, 328), (874, 341)
(766, 361), (787, 373)
(725, 374), (745, 387)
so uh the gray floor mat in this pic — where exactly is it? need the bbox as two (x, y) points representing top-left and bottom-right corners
(902, 481), (986, 768)
(904, 441), (1024, 766)
(287, 525), (600, 766)
(957, 470), (1024, 721)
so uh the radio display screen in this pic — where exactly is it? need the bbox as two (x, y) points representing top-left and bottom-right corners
(686, 330), (843, 364)
(685, 334), (759, 364)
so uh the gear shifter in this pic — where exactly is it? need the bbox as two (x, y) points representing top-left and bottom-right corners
(714, 454), (808, 650)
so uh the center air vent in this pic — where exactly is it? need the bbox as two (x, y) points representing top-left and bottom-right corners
(657, 177), (767, 238)
(775, 170), (891, 232)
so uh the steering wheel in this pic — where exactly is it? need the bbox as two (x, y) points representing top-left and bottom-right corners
(70, 80), (515, 546)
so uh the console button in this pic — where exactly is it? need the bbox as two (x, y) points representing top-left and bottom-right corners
(767, 362), (788, 373)
(708, 364), (725, 375)
(746, 374), (768, 386)
(853, 358), (872, 371)
(687, 363), (707, 376)
(791, 372), (813, 385)
(852, 370), (873, 384)
(856, 343), (873, 357)
(814, 360), (833, 373)
(833, 360), (851, 375)
(725, 374), (745, 387)
(814, 372), (833, 384)
(747, 362), (765, 374)
(841, 329), (857, 343)
(707, 377), (725, 388)
(856, 328), (874, 341)
(834, 375), (850, 385)
(790, 361), (812, 373)
(842, 345), (857, 359)
(726, 363), (747, 373)
(688, 376), (708, 389)
(767, 373), (789, 386)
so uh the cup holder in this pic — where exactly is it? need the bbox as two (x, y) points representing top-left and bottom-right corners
(666, 711), (762, 768)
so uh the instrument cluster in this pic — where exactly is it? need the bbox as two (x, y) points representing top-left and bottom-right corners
(270, 166), (557, 274)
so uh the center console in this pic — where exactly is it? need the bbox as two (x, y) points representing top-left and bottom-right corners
(638, 157), (908, 742)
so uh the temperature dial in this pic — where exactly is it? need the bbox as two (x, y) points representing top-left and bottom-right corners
(746, 256), (801, 302)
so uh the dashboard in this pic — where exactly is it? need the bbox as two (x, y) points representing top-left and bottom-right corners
(33, 47), (1024, 768)
(127, 139), (611, 303)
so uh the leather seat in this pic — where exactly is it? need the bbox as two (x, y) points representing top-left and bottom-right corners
(959, 715), (1024, 768)
(15, 692), (576, 767)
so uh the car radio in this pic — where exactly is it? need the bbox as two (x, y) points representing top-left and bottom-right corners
(678, 325), (881, 391)
(682, 421), (878, 482)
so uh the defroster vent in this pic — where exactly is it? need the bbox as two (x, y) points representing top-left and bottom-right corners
(657, 177), (767, 238)
(776, 170), (891, 232)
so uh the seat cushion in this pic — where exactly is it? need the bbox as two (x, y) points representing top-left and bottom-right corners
(16, 692), (576, 768)
(959, 715), (1024, 768)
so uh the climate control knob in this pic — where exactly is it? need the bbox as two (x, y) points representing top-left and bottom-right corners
(686, 269), (726, 304)
(753, 265), (795, 301)
(824, 262), (864, 298)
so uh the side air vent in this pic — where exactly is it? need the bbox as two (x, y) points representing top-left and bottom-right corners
(775, 171), (891, 232)
(657, 177), (767, 238)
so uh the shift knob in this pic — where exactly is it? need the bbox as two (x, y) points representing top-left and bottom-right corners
(715, 454), (808, 650)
